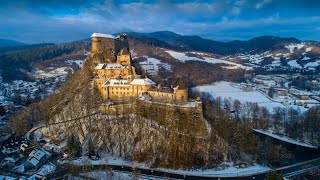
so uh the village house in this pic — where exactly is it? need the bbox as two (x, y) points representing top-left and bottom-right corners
(291, 91), (313, 100)
(1, 134), (25, 155)
(23, 149), (48, 171)
(43, 139), (67, 153)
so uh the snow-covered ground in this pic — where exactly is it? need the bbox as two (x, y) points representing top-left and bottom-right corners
(193, 81), (286, 112)
(253, 129), (317, 149)
(34, 67), (71, 78)
(159, 164), (270, 177)
(66, 60), (84, 68)
(75, 171), (165, 180)
(287, 60), (302, 69)
(285, 43), (305, 53)
(138, 57), (171, 75)
(64, 154), (270, 178)
(165, 50), (252, 70)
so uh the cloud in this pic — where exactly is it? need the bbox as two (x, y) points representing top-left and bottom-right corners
(0, 0), (319, 43)
(255, 0), (272, 9)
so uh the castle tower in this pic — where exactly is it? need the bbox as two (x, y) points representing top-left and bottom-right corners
(175, 78), (188, 103)
(91, 33), (116, 53)
(117, 47), (131, 66)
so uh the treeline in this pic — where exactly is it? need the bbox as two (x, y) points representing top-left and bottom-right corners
(0, 41), (90, 82)
(208, 95), (320, 146)
(198, 93), (293, 167)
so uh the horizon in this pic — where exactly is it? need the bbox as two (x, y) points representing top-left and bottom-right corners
(1, 0), (320, 43)
(0, 31), (313, 45)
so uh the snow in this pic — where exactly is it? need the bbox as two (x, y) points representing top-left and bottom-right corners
(91, 32), (115, 39)
(306, 47), (313, 52)
(36, 163), (56, 176)
(301, 56), (311, 61)
(66, 60), (84, 68)
(103, 79), (130, 87)
(305, 60), (320, 68)
(159, 164), (270, 177)
(94, 63), (105, 70)
(0, 175), (17, 180)
(253, 129), (317, 149)
(193, 82), (285, 111)
(78, 171), (162, 180)
(165, 50), (252, 70)
(287, 60), (302, 69)
(130, 78), (156, 86)
(67, 155), (269, 178)
(138, 57), (171, 75)
(29, 157), (40, 166)
(30, 149), (46, 160)
(285, 43), (305, 53)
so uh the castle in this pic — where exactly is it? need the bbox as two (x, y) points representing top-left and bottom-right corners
(92, 32), (188, 104)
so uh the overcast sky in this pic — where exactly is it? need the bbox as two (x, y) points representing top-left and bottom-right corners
(0, 0), (319, 44)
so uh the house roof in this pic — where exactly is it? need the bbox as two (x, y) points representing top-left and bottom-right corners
(29, 149), (46, 160)
(28, 157), (40, 166)
(130, 78), (156, 86)
(91, 33), (115, 39)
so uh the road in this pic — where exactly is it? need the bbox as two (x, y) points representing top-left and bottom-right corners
(44, 156), (320, 180)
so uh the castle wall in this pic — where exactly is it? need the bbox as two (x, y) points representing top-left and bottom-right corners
(95, 68), (131, 79)
(91, 37), (116, 53)
(101, 84), (152, 101)
(175, 89), (188, 103)
(148, 91), (175, 103)
(148, 89), (188, 104)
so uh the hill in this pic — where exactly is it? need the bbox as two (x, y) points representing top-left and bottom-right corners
(0, 41), (90, 82)
(0, 39), (26, 47)
(127, 31), (304, 55)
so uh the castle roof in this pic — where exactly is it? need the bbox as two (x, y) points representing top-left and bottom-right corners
(103, 79), (130, 87)
(94, 63), (128, 70)
(130, 78), (156, 86)
(91, 33), (115, 39)
(94, 64), (106, 70)
(176, 78), (187, 90)
(118, 47), (130, 56)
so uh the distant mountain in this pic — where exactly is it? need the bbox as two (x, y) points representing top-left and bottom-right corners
(0, 43), (55, 53)
(127, 31), (302, 55)
(0, 39), (26, 47)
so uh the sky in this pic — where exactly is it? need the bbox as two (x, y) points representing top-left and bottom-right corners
(0, 0), (319, 44)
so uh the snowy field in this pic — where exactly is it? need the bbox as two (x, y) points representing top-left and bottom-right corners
(285, 43), (305, 53)
(165, 50), (252, 70)
(66, 59), (84, 68)
(138, 57), (171, 75)
(193, 81), (285, 112)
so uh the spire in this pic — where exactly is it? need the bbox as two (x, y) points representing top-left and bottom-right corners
(120, 47), (130, 55)
(176, 78), (187, 90)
